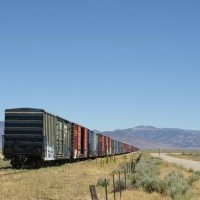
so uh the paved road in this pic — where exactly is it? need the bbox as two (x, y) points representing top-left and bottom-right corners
(151, 153), (200, 171)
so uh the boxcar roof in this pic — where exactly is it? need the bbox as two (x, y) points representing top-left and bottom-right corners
(5, 108), (45, 113)
(5, 108), (69, 122)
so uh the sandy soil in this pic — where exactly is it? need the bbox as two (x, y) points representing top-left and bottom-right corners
(151, 153), (200, 171)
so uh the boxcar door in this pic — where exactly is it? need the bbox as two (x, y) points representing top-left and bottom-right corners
(63, 121), (71, 159)
(56, 119), (63, 157)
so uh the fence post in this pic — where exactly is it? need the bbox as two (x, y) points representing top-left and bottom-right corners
(131, 162), (134, 173)
(113, 174), (116, 200)
(128, 163), (130, 173)
(133, 162), (135, 173)
(119, 171), (121, 199)
(130, 162), (132, 173)
(89, 185), (99, 200)
(124, 171), (126, 189)
(105, 179), (108, 200)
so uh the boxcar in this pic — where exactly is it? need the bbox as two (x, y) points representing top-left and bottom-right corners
(71, 123), (88, 159)
(3, 108), (71, 168)
(98, 134), (107, 156)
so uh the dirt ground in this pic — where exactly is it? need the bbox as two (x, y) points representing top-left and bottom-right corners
(151, 153), (200, 171)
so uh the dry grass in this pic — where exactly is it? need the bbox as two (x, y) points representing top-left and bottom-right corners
(167, 153), (200, 162)
(122, 190), (170, 200)
(193, 180), (200, 197)
(0, 153), (139, 200)
(1, 152), (200, 200)
(159, 161), (192, 179)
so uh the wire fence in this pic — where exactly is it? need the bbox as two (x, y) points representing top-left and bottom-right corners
(90, 153), (142, 200)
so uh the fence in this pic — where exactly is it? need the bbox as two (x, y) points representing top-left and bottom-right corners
(90, 153), (142, 200)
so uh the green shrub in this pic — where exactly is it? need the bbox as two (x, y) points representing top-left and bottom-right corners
(118, 162), (127, 170)
(147, 157), (162, 165)
(124, 155), (200, 199)
(111, 169), (120, 175)
(163, 171), (190, 199)
(194, 171), (200, 176)
(97, 177), (109, 187)
(187, 174), (200, 186)
(114, 180), (125, 192)
(128, 157), (162, 193)
(135, 176), (161, 193)
(122, 155), (127, 161)
(134, 158), (160, 177)
(188, 168), (194, 173)
(177, 165), (185, 171)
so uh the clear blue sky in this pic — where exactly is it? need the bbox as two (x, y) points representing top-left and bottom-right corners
(0, 1), (200, 131)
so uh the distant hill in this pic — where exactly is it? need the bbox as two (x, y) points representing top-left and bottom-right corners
(102, 126), (200, 150)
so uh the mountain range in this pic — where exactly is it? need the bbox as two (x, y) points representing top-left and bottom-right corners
(0, 121), (200, 149)
(102, 125), (200, 149)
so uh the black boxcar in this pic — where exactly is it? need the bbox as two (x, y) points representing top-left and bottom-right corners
(3, 108), (71, 168)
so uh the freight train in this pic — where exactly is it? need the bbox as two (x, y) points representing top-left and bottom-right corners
(2, 108), (139, 168)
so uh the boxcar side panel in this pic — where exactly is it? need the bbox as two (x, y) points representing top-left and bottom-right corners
(102, 135), (106, 156)
(84, 128), (88, 158)
(98, 134), (102, 156)
(111, 139), (115, 154)
(72, 124), (78, 159)
(78, 125), (81, 156)
(44, 112), (57, 161)
(89, 131), (98, 157)
(88, 130), (94, 157)
(62, 121), (71, 159)
(105, 136), (108, 155)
